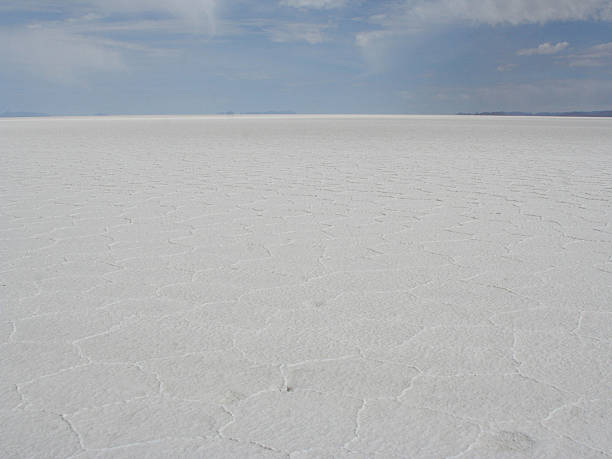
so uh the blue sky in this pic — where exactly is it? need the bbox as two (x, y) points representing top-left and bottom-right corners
(1, 0), (611, 114)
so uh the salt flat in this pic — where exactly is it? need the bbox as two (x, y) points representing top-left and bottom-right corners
(1, 115), (611, 458)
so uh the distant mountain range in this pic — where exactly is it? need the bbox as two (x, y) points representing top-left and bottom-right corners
(3, 110), (611, 118)
(457, 110), (612, 117)
(0, 111), (50, 117)
(217, 111), (297, 115)
(1, 111), (298, 117)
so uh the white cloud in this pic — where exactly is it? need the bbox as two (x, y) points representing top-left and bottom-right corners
(90, 0), (217, 33)
(517, 42), (569, 56)
(268, 23), (328, 44)
(497, 63), (518, 72)
(355, 29), (396, 72)
(0, 1), (61, 12)
(0, 0), (220, 84)
(280, 0), (347, 9)
(0, 0), (218, 34)
(357, 0), (612, 64)
(0, 26), (126, 84)
(566, 42), (612, 67)
(408, 0), (612, 26)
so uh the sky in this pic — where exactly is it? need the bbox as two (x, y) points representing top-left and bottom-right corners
(1, 0), (611, 115)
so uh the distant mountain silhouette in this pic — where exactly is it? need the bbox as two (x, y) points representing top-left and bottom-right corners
(0, 111), (49, 117)
(457, 110), (612, 117)
(217, 110), (297, 115)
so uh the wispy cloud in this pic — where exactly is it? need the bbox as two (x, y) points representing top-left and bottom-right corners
(280, 0), (347, 9)
(356, 0), (612, 66)
(0, 26), (125, 84)
(497, 63), (518, 72)
(517, 42), (569, 56)
(405, 0), (612, 27)
(89, 0), (218, 34)
(0, 0), (219, 83)
(1, 0), (219, 34)
(267, 23), (328, 44)
(565, 42), (612, 67)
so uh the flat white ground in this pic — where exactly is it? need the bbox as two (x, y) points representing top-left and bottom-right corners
(1, 115), (611, 458)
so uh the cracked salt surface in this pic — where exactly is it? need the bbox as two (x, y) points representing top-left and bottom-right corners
(1, 115), (611, 457)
